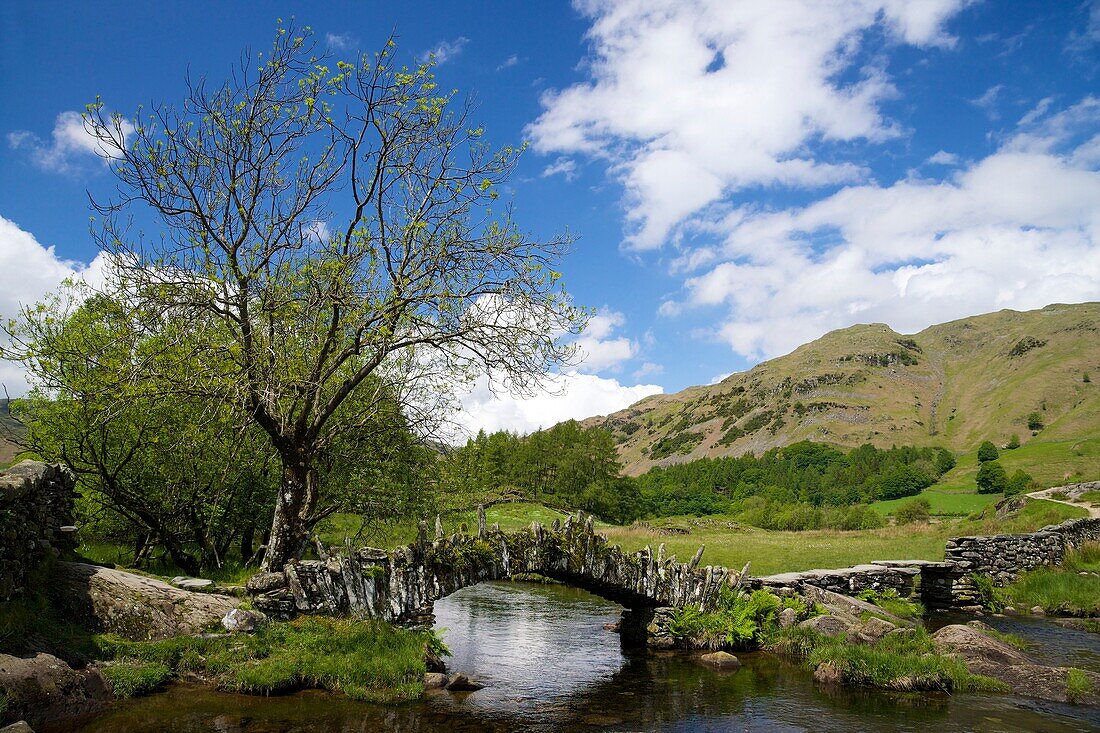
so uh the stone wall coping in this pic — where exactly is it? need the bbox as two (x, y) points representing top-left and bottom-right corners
(0, 460), (53, 503)
(871, 560), (958, 569)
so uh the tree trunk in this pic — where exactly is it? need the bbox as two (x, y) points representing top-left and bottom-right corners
(261, 457), (317, 572)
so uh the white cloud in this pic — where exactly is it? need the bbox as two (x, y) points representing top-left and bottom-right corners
(574, 310), (637, 373)
(665, 101), (1100, 361)
(633, 361), (663, 380)
(421, 36), (469, 65)
(0, 216), (107, 394)
(969, 83), (1004, 117)
(542, 157), (578, 181)
(496, 54), (520, 71)
(454, 369), (662, 437)
(8, 111), (134, 175)
(528, 0), (967, 250)
(325, 32), (353, 51)
(926, 150), (960, 166)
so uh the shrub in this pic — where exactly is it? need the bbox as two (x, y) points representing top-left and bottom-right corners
(1084, 373), (1091, 383)
(876, 464), (934, 500)
(894, 497), (932, 525)
(977, 441), (999, 463)
(935, 448), (956, 474)
(666, 587), (801, 650)
(1027, 412), (1044, 431)
(1005, 434), (1020, 450)
(975, 461), (1008, 494)
(969, 573), (1004, 613)
(1005, 469), (1034, 496)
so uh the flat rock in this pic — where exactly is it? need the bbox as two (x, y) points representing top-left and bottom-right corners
(53, 562), (238, 641)
(813, 661), (843, 686)
(698, 651), (741, 670)
(798, 615), (851, 637)
(170, 576), (214, 590)
(445, 673), (485, 692)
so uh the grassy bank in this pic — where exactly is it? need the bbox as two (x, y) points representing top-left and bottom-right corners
(774, 626), (1006, 693)
(100, 617), (435, 702)
(998, 542), (1100, 617)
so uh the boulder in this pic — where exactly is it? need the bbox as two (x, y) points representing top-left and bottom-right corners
(850, 616), (896, 644)
(798, 615), (852, 638)
(221, 608), (265, 633)
(813, 662), (843, 686)
(698, 651), (741, 671)
(1030, 606), (1046, 616)
(444, 673), (485, 692)
(423, 672), (448, 689)
(1, 723), (35, 733)
(778, 607), (798, 629)
(931, 624), (1030, 667)
(53, 562), (238, 640)
(0, 653), (110, 726)
(931, 623), (1100, 704)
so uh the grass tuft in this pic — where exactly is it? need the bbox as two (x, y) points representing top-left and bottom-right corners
(100, 662), (173, 698)
(1066, 668), (1092, 703)
(855, 588), (923, 620)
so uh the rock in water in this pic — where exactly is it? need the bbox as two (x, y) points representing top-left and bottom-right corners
(445, 673), (485, 691)
(423, 672), (448, 689)
(813, 662), (843, 686)
(221, 608), (265, 633)
(698, 651), (741, 670)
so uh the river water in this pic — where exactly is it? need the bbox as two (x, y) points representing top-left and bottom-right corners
(49, 581), (1100, 732)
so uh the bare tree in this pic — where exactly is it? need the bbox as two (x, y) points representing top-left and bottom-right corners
(79, 23), (584, 571)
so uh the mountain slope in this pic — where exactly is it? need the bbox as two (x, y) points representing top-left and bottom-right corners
(583, 303), (1100, 475)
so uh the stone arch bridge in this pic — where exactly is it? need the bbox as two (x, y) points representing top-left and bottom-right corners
(248, 508), (743, 628)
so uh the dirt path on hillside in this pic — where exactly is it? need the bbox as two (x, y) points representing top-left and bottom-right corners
(1026, 484), (1100, 519)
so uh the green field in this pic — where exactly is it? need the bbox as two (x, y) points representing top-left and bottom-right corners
(936, 438), (1100, 492)
(870, 491), (999, 517)
(318, 498), (1084, 578)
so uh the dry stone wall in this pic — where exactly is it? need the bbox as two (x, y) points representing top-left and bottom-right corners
(945, 516), (1100, 584)
(0, 460), (77, 600)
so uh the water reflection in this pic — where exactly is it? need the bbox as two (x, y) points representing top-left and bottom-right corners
(44, 581), (1100, 733)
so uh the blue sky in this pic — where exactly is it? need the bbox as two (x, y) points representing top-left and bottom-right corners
(1, 1), (1099, 436)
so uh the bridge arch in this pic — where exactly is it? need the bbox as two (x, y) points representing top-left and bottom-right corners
(248, 508), (746, 628)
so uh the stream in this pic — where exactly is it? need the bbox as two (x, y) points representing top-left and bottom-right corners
(47, 581), (1100, 732)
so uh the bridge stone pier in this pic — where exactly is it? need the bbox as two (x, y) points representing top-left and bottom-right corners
(247, 508), (745, 631)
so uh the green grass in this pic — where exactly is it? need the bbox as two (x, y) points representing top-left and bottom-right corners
(98, 616), (434, 702)
(937, 439), (1100, 493)
(598, 499), (1083, 576)
(100, 662), (173, 698)
(773, 626), (1005, 693)
(871, 490), (998, 517)
(855, 589), (923, 620)
(1001, 564), (1100, 617)
(1064, 542), (1100, 573)
(1067, 668), (1093, 703)
(1079, 490), (1100, 506)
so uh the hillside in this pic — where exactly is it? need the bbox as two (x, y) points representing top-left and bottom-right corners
(583, 303), (1100, 476)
